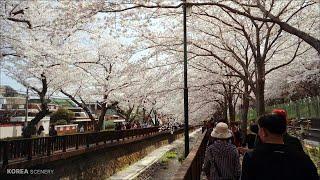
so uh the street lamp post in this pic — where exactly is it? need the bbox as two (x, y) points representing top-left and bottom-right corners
(25, 88), (29, 127)
(183, 0), (189, 158)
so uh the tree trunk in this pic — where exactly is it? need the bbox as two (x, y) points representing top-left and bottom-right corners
(142, 108), (146, 123)
(125, 106), (134, 122)
(241, 83), (250, 145)
(279, 22), (320, 54)
(125, 113), (130, 122)
(255, 62), (266, 116)
(154, 110), (158, 126)
(23, 74), (49, 138)
(96, 100), (119, 131)
(146, 108), (154, 124)
(228, 95), (235, 122)
(79, 99), (96, 127)
(23, 103), (49, 138)
(223, 95), (228, 121)
(97, 102), (107, 131)
(60, 90), (96, 124)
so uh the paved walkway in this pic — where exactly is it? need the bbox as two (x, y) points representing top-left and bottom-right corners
(109, 128), (202, 180)
(303, 139), (320, 147)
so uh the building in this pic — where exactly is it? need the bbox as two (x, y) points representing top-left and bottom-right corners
(102, 109), (123, 130)
(0, 116), (50, 139)
(0, 96), (6, 107)
(85, 102), (122, 120)
(10, 116), (50, 134)
(54, 124), (78, 135)
(0, 85), (26, 109)
(50, 98), (77, 108)
(0, 122), (23, 139)
(68, 107), (97, 132)
(0, 85), (26, 122)
(0, 85), (22, 97)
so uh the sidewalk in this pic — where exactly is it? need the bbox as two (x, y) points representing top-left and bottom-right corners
(109, 128), (202, 180)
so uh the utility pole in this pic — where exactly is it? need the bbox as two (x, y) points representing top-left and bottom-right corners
(183, 0), (189, 158)
(25, 88), (29, 127)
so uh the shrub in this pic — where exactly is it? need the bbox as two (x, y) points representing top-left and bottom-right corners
(54, 119), (68, 125)
(304, 145), (320, 174)
(104, 120), (115, 130)
(160, 150), (177, 165)
(50, 108), (74, 124)
(165, 151), (177, 159)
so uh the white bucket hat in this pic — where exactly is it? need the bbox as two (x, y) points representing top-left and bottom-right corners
(211, 122), (232, 139)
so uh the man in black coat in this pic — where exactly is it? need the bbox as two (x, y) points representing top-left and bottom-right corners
(242, 109), (304, 152)
(241, 114), (318, 180)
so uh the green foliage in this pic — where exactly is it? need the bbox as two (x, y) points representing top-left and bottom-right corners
(54, 119), (68, 125)
(240, 96), (320, 122)
(50, 108), (74, 123)
(165, 151), (177, 159)
(104, 120), (115, 130)
(160, 150), (177, 165)
(304, 145), (320, 174)
(160, 158), (169, 164)
(51, 98), (76, 107)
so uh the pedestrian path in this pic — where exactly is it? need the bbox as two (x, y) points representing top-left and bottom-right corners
(303, 139), (320, 147)
(108, 128), (202, 180)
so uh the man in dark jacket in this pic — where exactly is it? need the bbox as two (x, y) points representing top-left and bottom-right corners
(241, 114), (318, 180)
(241, 109), (304, 152)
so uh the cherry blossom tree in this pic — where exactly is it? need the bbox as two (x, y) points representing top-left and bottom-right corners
(0, 0), (104, 135)
(1, 0), (318, 132)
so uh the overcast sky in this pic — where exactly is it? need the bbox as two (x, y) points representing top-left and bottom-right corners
(0, 70), (26, 92)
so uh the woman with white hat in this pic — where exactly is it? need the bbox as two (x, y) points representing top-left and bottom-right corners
(202, 122), (241, 180)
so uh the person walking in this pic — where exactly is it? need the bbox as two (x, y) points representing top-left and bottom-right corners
(238, 109), (305, 155)
(230, 122), (242, 147)
(272, 109), (305, 152)
(79, 125), (85, 133)
(49, 125), (57, 136)
(203, 122), (241, 180)
(238, 124), (259, 154)
(37, 125), (45, 137)
(49, 124), (57, 150)
(242, 124), (259, 148)
(241, 114), (318, 180)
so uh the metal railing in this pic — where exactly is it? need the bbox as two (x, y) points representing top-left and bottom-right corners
(0, 127), (160, 167)
(174, 130), (209, 180)
(246, 96), (320, 120)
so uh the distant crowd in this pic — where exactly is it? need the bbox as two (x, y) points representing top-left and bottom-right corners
(114, 121), (153, 131)
(32, 121), (156, 137)
(202, 109), (318, 180)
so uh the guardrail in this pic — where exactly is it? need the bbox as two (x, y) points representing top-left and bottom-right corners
(0, 127), (159, 167)
(174, 130), (208, 180)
